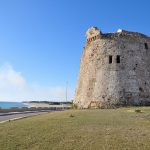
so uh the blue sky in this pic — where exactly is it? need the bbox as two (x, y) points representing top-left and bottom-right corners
(0, 0), (150, 101)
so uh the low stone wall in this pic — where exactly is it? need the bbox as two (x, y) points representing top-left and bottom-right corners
(0, 106), (71, 113)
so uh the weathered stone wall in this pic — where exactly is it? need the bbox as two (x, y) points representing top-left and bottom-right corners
(74, 27), (150, 108)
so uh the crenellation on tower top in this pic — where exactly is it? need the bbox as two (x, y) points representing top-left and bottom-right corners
(86, 27), (102, 42)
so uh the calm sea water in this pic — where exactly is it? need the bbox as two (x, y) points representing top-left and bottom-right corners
(0, 102), (28, 109)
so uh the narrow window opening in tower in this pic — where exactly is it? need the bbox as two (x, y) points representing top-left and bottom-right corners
(109, 55), (112, 64)
(116, 55), (120, 63)
(144, 43), (148, 49)
(139, 87), (143, 92)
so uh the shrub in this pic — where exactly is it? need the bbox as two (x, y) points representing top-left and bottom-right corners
(72, 104), (78, 109)
(69, 114), (75, 117)
(135, 109), (142, 113)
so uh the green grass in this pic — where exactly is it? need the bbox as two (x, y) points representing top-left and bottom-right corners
(0, 107), (150, 150)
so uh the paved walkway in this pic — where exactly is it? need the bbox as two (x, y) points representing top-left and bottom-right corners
(0, 112), (48, 123)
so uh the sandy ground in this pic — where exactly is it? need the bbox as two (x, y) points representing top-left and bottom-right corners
(0, 112), (47, 123)
(25, 103), (51, 108)
(25, 103), (71, 108)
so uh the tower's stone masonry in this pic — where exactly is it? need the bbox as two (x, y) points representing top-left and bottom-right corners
(74, 27), (150, 108)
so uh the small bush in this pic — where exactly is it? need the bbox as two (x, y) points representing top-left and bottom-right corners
(69, 114), (75, 117)
(135, 109), (142, 113)
(72, 104), (78, 109)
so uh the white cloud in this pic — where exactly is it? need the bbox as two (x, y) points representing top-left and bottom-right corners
(0, 64), (74, 102)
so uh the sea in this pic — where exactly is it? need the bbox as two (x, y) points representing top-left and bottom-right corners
(0, 102), (28, 109)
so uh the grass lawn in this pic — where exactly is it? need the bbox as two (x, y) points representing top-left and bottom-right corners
(0, 107), (150, 150)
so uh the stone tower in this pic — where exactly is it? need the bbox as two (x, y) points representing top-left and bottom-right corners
(74, 27), (150, 108)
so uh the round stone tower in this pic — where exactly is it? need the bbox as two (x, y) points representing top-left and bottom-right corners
(74, 27), (150, 108)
